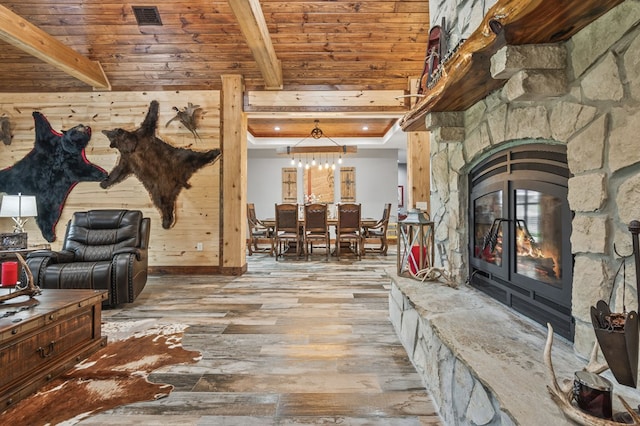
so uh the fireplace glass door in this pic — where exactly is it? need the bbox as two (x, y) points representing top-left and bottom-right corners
(514, 188), (563, 287)
(469, 144), (574, 340)
(474, 189), (504, 268)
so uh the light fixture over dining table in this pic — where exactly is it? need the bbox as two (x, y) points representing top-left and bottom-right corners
(276, 120), (357, 170)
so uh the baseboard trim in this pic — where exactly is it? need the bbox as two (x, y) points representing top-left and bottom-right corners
(149, 265), (221, 275)
(220, 264), (247, 275)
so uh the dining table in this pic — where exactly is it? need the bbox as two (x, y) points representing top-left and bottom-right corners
(261, 216), (379, 257)
(261, 217), (378, 229)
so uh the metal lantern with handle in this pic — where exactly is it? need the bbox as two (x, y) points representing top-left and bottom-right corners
(397, 209), (434, 277)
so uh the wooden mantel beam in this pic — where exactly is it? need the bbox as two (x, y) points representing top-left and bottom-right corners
(0, 5), (110, 90)
(228, 0), (283, 90)
(400, 0), (624, 132)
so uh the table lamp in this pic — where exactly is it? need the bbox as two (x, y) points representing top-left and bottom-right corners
(0, 193), (38, 234)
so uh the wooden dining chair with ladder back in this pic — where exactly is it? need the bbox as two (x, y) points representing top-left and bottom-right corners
(335, 203), (363, 260)
(362, 203), (392, 255)
(246, 203), (274, 256)
(303, 203), (330, 260)
(274, 203), (302, 260)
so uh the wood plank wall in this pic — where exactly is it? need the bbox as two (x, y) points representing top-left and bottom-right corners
(407, 131), (430, 212)
(0, 90), (221, 269)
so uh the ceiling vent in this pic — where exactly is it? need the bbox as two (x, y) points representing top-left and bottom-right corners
(132, 6), (163, 26)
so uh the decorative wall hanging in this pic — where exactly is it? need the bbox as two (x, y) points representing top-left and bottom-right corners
(340, 166), (356, 202)
(281, 167), (297, 203)
(0, 116), (12, 145)
(165, 102), (203, 141)
(101, 100), (221, 229)
(419, 18), (447, 94)
(304, 167), (334, 204)
(0, 111), (107, 242)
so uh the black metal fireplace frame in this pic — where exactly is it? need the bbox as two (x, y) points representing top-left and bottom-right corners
(469, 143), (574, 340)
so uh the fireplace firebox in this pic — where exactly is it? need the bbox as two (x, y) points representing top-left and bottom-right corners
(469, 144), (574, 340)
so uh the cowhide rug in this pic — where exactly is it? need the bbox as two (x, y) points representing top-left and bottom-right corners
(0, 320), (201, 425)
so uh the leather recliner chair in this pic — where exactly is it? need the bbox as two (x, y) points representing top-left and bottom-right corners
(26, 209), (150, 308)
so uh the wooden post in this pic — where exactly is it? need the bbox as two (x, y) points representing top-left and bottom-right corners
(407, 131), (430, 213)
(220, 74), (248, 275)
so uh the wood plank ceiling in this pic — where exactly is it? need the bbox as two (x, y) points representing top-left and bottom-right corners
(0, 1), (430, 141)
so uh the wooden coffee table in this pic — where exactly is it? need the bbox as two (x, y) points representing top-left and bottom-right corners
(0, 289), (108, 408)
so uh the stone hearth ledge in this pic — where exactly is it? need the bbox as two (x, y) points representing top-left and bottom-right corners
(387, 268), (640, 425)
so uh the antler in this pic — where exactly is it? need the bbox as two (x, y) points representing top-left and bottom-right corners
(544, 323), (640, 425)
(0, 253), (40, 303)
(412, 266), (458, 288)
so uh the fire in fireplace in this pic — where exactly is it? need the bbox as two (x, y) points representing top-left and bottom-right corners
(469, 144), (574, 340)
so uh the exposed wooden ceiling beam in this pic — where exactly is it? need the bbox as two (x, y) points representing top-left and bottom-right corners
(227, 0), (283, 90)
(276, 146), (358, 155)
(0, 5), (110, 90)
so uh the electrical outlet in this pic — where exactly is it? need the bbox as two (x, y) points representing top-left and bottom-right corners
(196, 242), (203, 251)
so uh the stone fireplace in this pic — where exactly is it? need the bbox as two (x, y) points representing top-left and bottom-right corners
(388, 1), (640, 424)
(426, 0), (640, 358)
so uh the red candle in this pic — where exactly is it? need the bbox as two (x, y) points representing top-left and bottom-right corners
(1, 261), (18, 287)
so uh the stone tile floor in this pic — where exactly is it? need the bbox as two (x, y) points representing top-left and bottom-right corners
(82, 249), (443, 425)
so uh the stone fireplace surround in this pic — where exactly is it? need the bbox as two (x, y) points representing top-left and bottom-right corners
(389, 2), (640, 424)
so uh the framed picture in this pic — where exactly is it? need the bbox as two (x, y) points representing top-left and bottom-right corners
(305, 167), (335, 203)
(0, 232), (27, 250)
(398, 185), (404, 207)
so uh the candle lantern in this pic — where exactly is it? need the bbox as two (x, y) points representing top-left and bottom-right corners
(397, 209), (435, 277)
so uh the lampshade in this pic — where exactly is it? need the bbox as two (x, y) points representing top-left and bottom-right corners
(0, 194), (38, 218)
(0, 193), (38, 234)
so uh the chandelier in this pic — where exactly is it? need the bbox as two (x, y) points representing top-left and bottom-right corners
(276, 120), (357, 170)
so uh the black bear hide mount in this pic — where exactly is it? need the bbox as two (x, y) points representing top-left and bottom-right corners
(0, 112), (107, 242)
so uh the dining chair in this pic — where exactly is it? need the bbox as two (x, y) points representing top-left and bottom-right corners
(362, 203), (392, 255)
(335, 203), (362, 260)
(246, 203), (274, 256)
(274, 203), (302, 260)
(303, 203), (330, 260)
